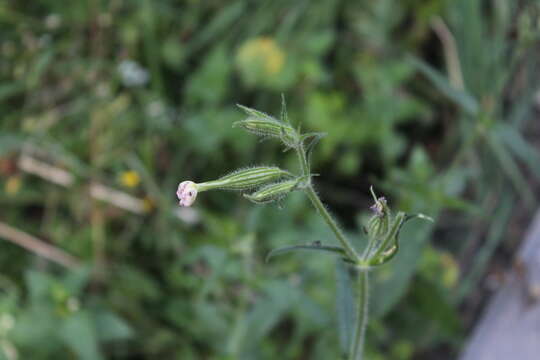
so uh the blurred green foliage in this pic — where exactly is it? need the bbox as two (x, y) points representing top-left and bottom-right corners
(1, 0), (540, 359)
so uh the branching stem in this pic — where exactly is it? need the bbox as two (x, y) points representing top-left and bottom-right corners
(296, 144), (360, 262)
(295, 142), (368, 360)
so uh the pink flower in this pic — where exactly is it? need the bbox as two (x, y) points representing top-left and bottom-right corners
(369, 197), (386, 217)
(177, 181), (198, 207)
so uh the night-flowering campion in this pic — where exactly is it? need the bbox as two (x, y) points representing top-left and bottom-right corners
(176, 166), (292, 206)
(176, 100), (434, 360)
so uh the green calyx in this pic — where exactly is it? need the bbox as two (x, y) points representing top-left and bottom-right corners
(234, 105), (300, 148)
(366, 211), (407, 266)
(197, 166), (292, 192)
(243, 178), (302, 204)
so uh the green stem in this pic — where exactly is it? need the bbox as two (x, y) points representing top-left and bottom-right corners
(349, 270), (369, 360)
(296, 144), (359, 262)
(304, 187), (359, 262)
(295, 142), (367, 360)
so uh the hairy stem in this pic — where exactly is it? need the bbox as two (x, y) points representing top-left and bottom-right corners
(304, 187), (359, 261)
(296, 142), (367, 360)
(296, 144), (359, 262)
(349, 270), (369, 360)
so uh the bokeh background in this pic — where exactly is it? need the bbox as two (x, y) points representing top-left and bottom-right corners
(1, 0), (540, 359)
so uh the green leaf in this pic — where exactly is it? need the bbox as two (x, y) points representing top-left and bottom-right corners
(94, 310), (133, 342)
(456, 193), (513, 301)
(60, 311), (103, 360)
(301, 132), (327, 165)
(25, 271), (54, 303)
(239, 281), (296, 356)
(408, 56), (479, 115)
(496, 123), (540, 179)
(265, 243), (346, 262)
(485, 131), (535, 208)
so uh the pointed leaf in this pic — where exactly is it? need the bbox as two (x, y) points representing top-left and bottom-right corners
(302, 132), (327, 165)
(408, 56), (479, 115)
(266, 243), (346, 262)
(497, 123), (540, 179)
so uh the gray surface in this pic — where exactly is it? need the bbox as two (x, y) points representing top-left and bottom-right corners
(460, 211), (540, 360)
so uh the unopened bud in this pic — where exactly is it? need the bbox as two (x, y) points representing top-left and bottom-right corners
(235, 105), (300, 147)
(366, 186), (391, 240)
(244, 178), (300, 204)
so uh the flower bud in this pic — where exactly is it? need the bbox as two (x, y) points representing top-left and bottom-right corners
(177, 181), (198, 207)
(234, 105), (300, 147)
(197, 166), (292, 192)
(366, 186), (391, 240)
(367, 211), (406, 266)
(243, 178), (300, 204)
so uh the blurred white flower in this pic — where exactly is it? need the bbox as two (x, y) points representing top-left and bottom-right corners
(118, 60), (149, 87)
(45, 14), (61, 29)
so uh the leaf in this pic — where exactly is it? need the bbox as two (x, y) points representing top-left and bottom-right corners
(185, 1), (245, 54)
(456, 192), (513, 301)
(485, 131), (535, 208)
(336, 260), (355, 356)
(405, 213), (434, 223)
(25, 271), (54, 302)
(408, 56), (479, 115)
(60, 311), (103, 360)
(302, 132), (327, 165)
(265, 243), (346, 262)
(94, 310), (133, 342)
(239, 281), (296, 356)
(496, 123), (540, 179)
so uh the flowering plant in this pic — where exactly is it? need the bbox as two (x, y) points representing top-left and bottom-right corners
(177, 98), (432, 359)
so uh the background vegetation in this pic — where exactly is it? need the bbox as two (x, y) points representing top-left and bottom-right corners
(1, 0), (540, 359)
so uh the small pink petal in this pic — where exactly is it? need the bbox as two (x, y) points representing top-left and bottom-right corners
(177, 181), (198, 207)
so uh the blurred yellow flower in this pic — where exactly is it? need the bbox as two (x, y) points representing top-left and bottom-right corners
(440, 252), (459, 288)
(120, 171), (140, 188)
(4, 176), (21, 196)
(143, 197), (155, 213)
(237, 37), (286, 77)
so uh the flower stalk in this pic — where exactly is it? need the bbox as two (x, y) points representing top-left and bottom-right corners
(349, 269), (369, 360)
